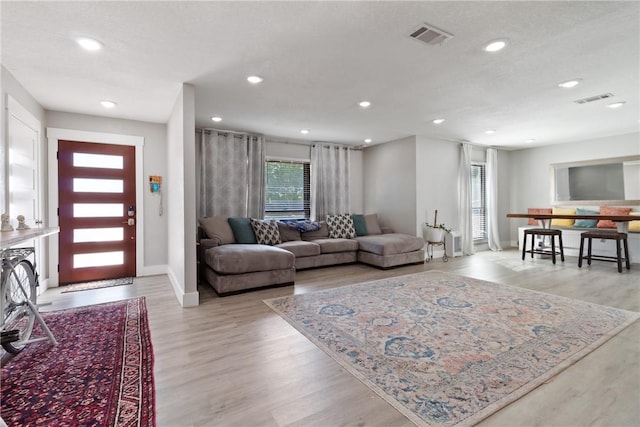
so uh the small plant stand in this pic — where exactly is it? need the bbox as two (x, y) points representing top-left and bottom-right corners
(424, 227), (448, 262)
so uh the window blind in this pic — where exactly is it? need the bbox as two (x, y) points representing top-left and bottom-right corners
(471, 163), (487, 241)
(264, 161), (311, 219)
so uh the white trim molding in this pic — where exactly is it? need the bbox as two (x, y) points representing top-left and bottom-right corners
(46, 127), (145, 286)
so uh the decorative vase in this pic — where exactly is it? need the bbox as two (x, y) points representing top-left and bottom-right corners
(425, 226), (444, 243)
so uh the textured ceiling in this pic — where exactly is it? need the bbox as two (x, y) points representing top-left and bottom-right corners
(2, 1), (639, 149)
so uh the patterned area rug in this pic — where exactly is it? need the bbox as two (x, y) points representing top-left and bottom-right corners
(61, 277), (134, 293)
(264, 271), (640, 427)
(1, 298), (155, 426)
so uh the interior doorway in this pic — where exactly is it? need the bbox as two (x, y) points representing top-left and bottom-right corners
(57, 140), (136, 284)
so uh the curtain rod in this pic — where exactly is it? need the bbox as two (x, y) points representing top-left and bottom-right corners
(197, 127), (263, 137)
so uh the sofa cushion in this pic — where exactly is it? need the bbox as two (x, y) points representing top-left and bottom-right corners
(312, 238), (359, 254)
(301, 221), (329, 240)
(574, 208), (599, 228)
(277, 222), (301, 242)
(228, 217), (257, 244)
(250, 218), (281, 245)
(551, 207), (576, 226)
(326, 214), (356, 239)
(199, 216), (236, 244)
(276, 240), (321, 257)
(364, 214), (382, 235)
(598, 206), (632, 229)
(527, 208), (552, 226)
(205, 244), (293, 274)
(356, 233), (424, 255)
(351, 214), (368, 236)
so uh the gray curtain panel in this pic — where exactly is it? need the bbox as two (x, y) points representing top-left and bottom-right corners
(311, 143), (351, 221)
(199, 130), (265, 218)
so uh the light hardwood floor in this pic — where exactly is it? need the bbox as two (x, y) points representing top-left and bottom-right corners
(38, 249), (640, 427)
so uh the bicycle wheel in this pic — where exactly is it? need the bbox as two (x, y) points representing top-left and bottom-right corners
(2, 260), (37, 354)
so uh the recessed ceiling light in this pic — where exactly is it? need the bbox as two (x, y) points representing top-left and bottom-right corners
(211, 116), (222, 122)
(247, 75), (263, 84)
(364, 138), (372, 143)
(606, 101), (626, 109)
(484, 40), (507, 52)
(432, 118), (445, 124)
(359, 101), (371, 108)
(100, 100), (117, 108)
(300, 129), (309, 135)
(76, 37), (103, 51)
(558, 79), (581, 88)
(485, 129), (496, 134)
(525, 139), (536, 143)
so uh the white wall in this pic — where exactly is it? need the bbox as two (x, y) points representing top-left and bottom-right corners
(166, 84), (198, 307)
(45, 111), (168, 270)
(363, 136), (417, 235)
(507, 132), (640, 244)
(415, 137), (459, 237)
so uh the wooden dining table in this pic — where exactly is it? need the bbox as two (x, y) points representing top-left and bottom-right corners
(506, 213), (636, 233)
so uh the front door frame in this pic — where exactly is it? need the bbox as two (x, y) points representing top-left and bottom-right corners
(47, 128), (144, 287)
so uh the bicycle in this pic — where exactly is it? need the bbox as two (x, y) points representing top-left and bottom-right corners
(0, 247), (56, 354)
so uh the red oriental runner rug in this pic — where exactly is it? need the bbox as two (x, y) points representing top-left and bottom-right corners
(1, 297), (155, 426)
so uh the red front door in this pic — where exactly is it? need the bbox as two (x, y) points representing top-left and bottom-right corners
(58, 140), (136, 284)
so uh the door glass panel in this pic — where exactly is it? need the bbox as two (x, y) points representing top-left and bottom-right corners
(73, 153), (123, 169)
(74, 251), (124, 268)
(73, 178), (123, 193)
(73, 203), (123, 218)
(73, 227), (124, 243)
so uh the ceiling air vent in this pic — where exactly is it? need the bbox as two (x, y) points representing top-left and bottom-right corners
(574, 93), (614, 104)
(409, 23), (453, 46)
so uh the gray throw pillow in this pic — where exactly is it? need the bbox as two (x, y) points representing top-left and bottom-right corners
(364, 214), (382, 235)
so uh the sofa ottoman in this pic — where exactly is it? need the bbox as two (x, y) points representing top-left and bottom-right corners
(203, 244), (295, 296)
(356, 233), (425, 268)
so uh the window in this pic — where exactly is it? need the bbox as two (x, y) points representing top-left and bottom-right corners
(264, 160), (311, 219)
(471, 163), (487, 242)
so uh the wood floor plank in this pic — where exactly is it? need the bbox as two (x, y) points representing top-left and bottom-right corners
(35, 250), (640, 426)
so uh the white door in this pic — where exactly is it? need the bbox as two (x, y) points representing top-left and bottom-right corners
(7, 96), (43, 291)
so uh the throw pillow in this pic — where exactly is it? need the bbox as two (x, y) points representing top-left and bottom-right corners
(527, 208), (552, 226)
(199, 216), (236, 244)
(249, 218), (281, 245)
(364, 214), (382, 235)
(326, 214), (357, 239)
(351, 214), (368, 236)
(283, 219), (322, 232)
(597, 206), (632, 229)
(227, 217), (257, 244)
(550, 207), (576, 227)
(629, 212), (640, 231)
(574, 208), (599, 228)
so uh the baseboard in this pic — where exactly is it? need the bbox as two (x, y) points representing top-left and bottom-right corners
(167, 266), (200, 307)
(141, 264), (168, 276)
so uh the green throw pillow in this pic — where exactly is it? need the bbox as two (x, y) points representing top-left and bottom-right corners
(227, 217), (257, 244)
(351, 214), (368, 236)
(574, 208), (599, 228)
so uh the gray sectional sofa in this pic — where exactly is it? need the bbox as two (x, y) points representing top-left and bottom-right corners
(198, 214), (424, 296)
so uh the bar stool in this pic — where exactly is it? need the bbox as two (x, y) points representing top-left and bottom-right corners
(578, 230), (630, 273)
(522, 228), (564, 264)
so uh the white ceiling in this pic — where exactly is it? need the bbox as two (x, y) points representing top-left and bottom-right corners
(2, 1), (639, 149)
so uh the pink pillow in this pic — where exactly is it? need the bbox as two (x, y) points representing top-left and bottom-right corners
(527, 208), (552, 226)
(597, 206), (632, 228)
